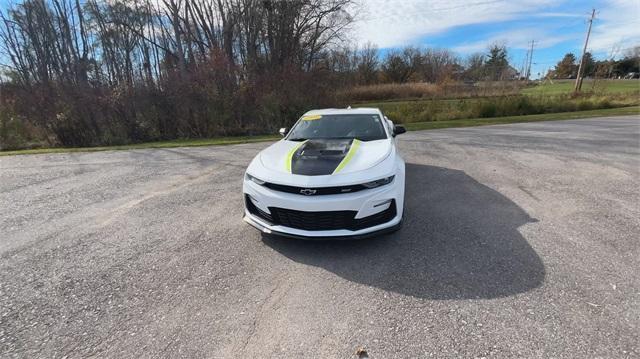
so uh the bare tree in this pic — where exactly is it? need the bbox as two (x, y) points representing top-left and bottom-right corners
(0, 0), (356, 147)
(355, 42), (378, 85)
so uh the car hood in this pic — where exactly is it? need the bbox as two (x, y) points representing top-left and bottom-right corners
(260, 138), (392, 176)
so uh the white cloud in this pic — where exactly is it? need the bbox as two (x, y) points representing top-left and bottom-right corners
(351, 0), (559, 48)
(451, 28), (578, 54)
(587, 0), (640, 57)
(351, 0), (640, 57)
(532, 12), (585, 18)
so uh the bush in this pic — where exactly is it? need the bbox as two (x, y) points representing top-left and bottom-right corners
(0, 65), (340, 149)
(0, 113), (48, 150)
(478, 102), (497, 118)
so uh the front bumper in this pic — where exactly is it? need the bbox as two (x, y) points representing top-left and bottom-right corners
(243, 177), (404, 239)
(243, 212), (402, 240)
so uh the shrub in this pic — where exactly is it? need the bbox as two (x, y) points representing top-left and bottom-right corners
(478, 102), (497, 118)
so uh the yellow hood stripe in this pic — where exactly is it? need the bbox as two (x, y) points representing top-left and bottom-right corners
(285, 140), (307, 173)
(301, 115), (322, 121)
(332, 139), (361, 174)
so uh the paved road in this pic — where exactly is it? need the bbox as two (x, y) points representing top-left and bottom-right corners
(1, 116), (639, 358)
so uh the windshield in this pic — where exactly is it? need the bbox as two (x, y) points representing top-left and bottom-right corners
(287, 114), (387, 142)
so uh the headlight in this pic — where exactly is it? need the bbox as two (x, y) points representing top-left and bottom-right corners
(245, 173), (266, 185)
(362, 175), (395, 189)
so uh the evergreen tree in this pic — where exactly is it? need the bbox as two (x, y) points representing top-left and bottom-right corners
(554, 53), (577, 79)
(581, 52), (596, 77)
(484, 45), (508, 80)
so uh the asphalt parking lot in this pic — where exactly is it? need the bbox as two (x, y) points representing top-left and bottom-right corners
(1, 116), (639, 358)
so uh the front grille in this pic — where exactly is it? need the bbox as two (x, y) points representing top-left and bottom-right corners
(246, 197), (397, 231)
(263, 182), (367, 196)
(270, 207), (356, 231)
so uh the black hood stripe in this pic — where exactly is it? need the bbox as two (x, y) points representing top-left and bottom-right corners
(289, 139), (359, 176)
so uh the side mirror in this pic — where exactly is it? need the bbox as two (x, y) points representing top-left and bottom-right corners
(393, 125), (406, 136)
(279, 127), (289, 136)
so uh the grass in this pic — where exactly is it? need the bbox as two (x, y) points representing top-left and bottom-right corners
(341, 82), (441, 103)
(522, 79), (640, 96)
(2, 106), (637, 157)
(341, 80), (639, 103)
(404, 106), (640, 131)
(0, 135), (278, 157)
(341, 81), (525, 103)
(362, 93), (639, 123)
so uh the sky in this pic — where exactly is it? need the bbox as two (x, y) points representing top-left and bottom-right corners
(351, 0), (640, 78)
(0, 0), (637, 80)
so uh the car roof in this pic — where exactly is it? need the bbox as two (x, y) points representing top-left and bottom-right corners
(302, 107), (382, 116)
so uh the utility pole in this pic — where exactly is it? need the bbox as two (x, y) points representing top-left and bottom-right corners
(526, 40), (535, 80)
(574, 9), (596, 92)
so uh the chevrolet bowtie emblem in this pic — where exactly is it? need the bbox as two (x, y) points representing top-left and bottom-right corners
(299, 188), (317, 195)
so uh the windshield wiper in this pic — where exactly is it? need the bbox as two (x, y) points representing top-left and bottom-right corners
(288, 137), (307, 141)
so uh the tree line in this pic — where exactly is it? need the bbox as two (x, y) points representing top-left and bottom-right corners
(1, 1), (635, 149)
(0, 0), (355, 147)
(328, 43), (517, 85)
(0, 0), (527, 149)
(550, 47), (640, 79)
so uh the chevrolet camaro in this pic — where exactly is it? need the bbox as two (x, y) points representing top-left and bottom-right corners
(243, 107), (406, 239)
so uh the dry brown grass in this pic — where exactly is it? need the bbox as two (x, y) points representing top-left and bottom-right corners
(338, 83), (441, 103)
(339, 81), (527, 103)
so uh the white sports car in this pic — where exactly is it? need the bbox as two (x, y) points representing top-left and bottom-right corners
(243, 107), (406, 239)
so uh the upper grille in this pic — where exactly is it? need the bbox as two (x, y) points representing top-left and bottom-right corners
(263, 182), (367, 196)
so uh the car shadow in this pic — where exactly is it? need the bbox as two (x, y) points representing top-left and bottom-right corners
(262, 163), (545, 300)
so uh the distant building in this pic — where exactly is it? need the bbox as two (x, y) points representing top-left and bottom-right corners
(503, 66), (520, 80)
